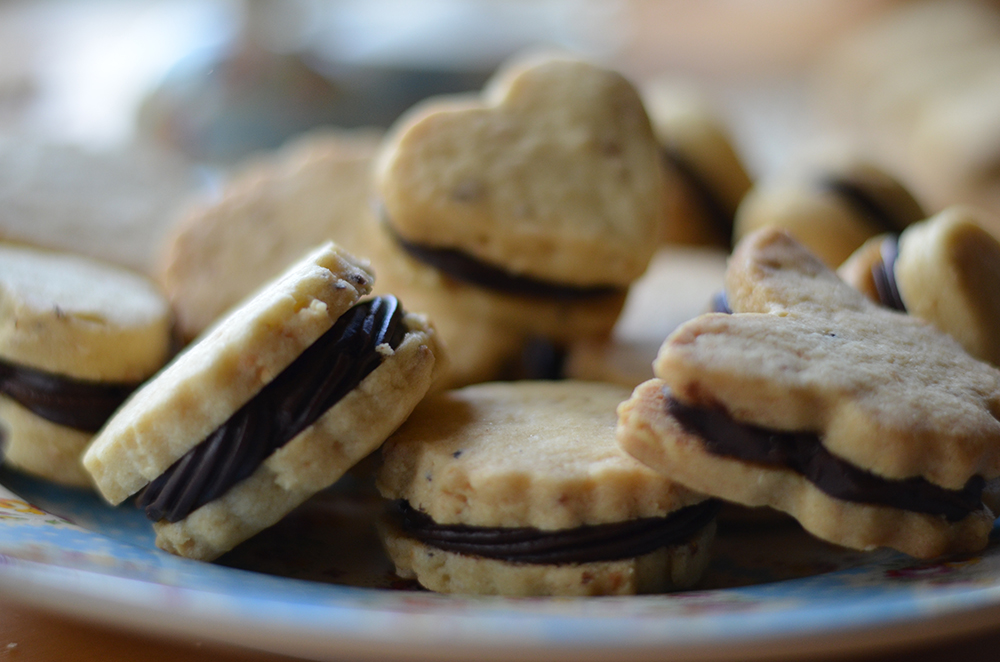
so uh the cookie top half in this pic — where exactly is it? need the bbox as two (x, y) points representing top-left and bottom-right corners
(83, 242), (374, 504)
(656, 228), (1000, 490)
(377, 380), (704, 530)
(0, 243), (171, 381)
(375, 54), (664, 288)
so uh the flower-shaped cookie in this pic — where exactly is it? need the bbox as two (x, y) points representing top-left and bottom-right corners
(618, 227), (1000, 558)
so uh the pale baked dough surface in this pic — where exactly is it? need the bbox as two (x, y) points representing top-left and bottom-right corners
(894, 206), (1000, 366)
(0, 396), (94, 488)
(83, 242), (374, 504)
(378, 380), (706, 530)
(376, 54), (664, 287)
(0, 243), (171, 381)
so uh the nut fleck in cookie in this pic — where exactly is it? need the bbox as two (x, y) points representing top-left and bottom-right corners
(84, 242), (444, 561)
(159, 128), (383, 341)
(0, 244), (172, 487)
(374, 53), (664, 343)
(839, 206), (1000, 367)
(618, 228), (1000, 559)
(644, 83), (752, 247)
(377, 380), (717, 596)
(733, 158), (925, 268)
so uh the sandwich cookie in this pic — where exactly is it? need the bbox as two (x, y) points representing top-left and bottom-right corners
(377, 380), (717, 596)
(644, 84), (752, 247)
(0, 244), (172, 487)
(374, 53), (665, 345)
(839, 206), (1000, 367)
(618, 228), (1000, 559)
(732, 158), (926, 268)
(84, 242), (444, 560)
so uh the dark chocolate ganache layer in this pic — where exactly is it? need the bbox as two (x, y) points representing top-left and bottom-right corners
(665, 390), (984, 521)
(870, 235), (907, 312)
(136, 295), (408, 523)
(0, 359), (140, 433)
(382, 219), (622, 301)
(820, 176), (911, 236)
(661, 147), (734, 244)
(396, 498), (720, 564)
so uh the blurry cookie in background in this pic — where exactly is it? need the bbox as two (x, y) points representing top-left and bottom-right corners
(733, 155), (926, 268)
(0, 138), (201, 278)
(814, 0), (1000, 234)
(159, 128), (383, 342)
(643, 82), (752, 248)
(0, 243), (172, 487)
(839, 205), (1000, 366)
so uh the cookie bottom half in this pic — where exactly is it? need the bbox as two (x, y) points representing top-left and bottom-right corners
(617, 379), (996, 559)
(377, 516), (715, 597)
(0, 396), (93, 488)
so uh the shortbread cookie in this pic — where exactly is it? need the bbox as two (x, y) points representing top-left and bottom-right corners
(374, 53), (664, 342)
(84, 242), (444, 561)
(0, 138), (198, 276)
(0, 244), (172, 486)
(732, 159), (925, 267)
(159, 128), (383, 341)
(839, 206), (1000, 366)
(617, 228), (1000, 559)
(644, 84), (752, 247)
(377, 380), (717, 596)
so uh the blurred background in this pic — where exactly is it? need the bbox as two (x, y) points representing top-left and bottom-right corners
(8, 0), (1000, 261)
(0, 0), (893, 166)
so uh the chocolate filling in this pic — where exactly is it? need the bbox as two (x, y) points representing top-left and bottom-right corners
(870, 235), (907, 312)
(665, 390), (984, 522)
(395, 498), (720, 564)
(0, 360), (140, 433)
(821, 176), (908, 236)
(382, 217), (622, 301)
(661, 147), (733, 244)
(136, 296), (408, 523)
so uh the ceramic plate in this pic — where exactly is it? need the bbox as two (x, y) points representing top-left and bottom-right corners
(1, 465), (1000, 662)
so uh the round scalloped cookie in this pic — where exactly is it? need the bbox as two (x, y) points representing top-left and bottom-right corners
(0, 244), (172, 487)
(377, 380), (715, 596)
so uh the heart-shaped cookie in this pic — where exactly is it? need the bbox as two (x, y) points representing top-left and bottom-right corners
(375, 53), (664, 289)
